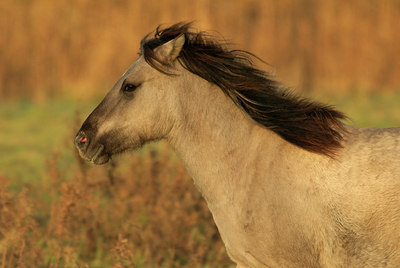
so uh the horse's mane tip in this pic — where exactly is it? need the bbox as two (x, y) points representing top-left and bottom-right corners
(141, 22), (347, 157)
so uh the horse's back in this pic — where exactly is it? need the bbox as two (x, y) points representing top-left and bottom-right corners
(342, 126), (400, 188)
(329, 126), (400, 266)
(345, 125), (400, 158)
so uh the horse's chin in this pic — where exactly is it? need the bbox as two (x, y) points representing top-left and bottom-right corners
(78, 143), (110, 165)
(91, 152), (110, 165)
(90, 144), (110, 165)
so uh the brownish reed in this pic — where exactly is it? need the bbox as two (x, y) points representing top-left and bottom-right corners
(1, 0), (399, 100)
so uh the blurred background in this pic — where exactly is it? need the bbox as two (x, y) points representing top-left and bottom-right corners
(1, 0), (399, 267)
(1, 0), (400, 100)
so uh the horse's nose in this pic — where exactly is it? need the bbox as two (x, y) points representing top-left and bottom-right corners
(75, 131), (89, 152)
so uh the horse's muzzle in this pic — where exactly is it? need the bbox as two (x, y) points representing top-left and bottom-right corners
(75, 131), (89, 151)
(74, 131), (110, 164)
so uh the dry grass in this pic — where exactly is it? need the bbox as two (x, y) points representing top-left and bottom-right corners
(0, 136), (232, 267)
(1, 0), (399, 100)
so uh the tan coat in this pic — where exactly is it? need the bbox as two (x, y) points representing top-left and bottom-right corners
(76, 24), (400, 267)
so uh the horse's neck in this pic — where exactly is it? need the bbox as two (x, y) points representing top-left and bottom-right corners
(166, 81), (280, 208)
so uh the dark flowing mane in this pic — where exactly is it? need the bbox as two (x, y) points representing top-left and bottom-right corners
(141, 22), (347, 157)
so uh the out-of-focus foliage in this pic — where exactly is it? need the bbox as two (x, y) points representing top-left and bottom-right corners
(1, 0), (399, 100)
(0, 142), (233, 267)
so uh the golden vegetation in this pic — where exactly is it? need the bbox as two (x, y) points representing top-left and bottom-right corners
(0, 143), (232, 267)
(1, 0), (399, 100)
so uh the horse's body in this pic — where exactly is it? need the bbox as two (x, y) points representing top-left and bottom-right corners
(75, 23), (400, 267)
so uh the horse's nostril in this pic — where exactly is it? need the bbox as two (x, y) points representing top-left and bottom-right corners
(75, 131), (89, 150)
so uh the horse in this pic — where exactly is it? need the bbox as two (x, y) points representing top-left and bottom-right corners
(75, 22), (400, 267)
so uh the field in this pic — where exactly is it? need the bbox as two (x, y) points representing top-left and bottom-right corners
(0, 97), (232, 267)
(1, 91), (400, 267)
(1, 0), (400, 266)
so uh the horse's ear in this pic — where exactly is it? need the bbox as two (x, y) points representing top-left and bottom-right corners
(155, 34), (185, 64)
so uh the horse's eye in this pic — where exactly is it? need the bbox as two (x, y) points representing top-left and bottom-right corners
(122, 83), (139, 93)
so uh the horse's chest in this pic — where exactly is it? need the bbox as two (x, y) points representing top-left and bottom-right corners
(208, 203), (274, 267)
(206, 186), (330, 267)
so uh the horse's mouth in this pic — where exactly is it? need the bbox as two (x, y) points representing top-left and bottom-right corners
(78, 144), (110, 165)
(90, 144), (110, 164)
(75, 131), (110, 165)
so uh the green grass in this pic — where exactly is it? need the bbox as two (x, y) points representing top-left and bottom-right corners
(1, 91), (400, 186)
(0, 97), (170, 192)
(314, 90), (400, 128)
(0, 98), (99, 188)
